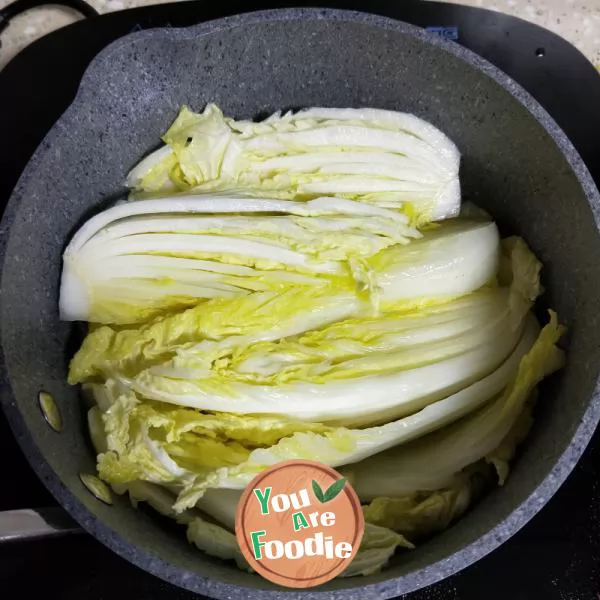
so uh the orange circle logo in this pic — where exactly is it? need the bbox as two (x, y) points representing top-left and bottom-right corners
(235, 460), (365, 588)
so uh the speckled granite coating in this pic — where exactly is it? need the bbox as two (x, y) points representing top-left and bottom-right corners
(1, 8), (599, 599)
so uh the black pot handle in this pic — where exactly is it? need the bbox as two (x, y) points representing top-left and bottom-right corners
(0, 508), (82, 542)
(0, 0), (99, 36)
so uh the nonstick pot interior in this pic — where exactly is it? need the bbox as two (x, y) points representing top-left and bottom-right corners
(1, 9), (599, 599)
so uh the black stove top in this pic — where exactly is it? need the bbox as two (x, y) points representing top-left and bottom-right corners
(1, 1), (600, 598)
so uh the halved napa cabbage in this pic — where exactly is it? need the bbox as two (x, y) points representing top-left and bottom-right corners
(67, 219), (500, 379)
(166, 316), (536, 510)
(126, 104), (461, 225)
(126, 314), (525, 425)
(169, 311), (562, 513)
(348, 313), (564, 500)
(60, 200), (495, 326)
(106, 232), (524, 426)
(61, 196), (416, 325)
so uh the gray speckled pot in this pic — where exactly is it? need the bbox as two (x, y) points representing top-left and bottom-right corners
(1, 8), (600, 599)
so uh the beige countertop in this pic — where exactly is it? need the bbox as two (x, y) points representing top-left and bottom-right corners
(0, 0), (599, 71)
